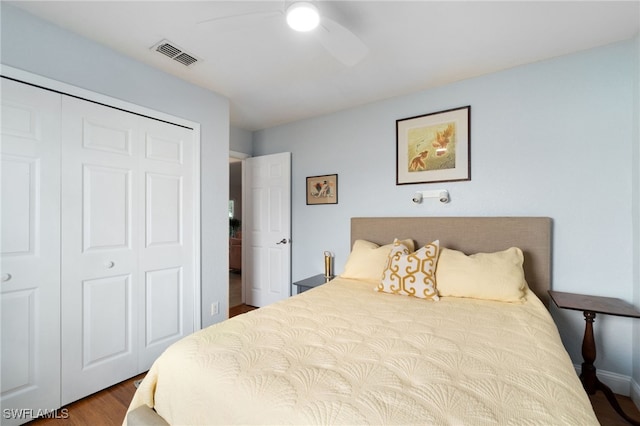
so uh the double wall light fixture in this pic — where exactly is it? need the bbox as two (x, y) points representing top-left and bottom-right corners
(412, 190), (450, 204)
(286, 1), (320, 32)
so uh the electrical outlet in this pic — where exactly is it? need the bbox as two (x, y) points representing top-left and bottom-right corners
(211, 301), (219, 316)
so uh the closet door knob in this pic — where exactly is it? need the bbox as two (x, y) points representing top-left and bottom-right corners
(1, 273), (12, 282)
(105, 261), (115, 269)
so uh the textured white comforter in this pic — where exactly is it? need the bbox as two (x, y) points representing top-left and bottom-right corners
(126, 277), (597, 425)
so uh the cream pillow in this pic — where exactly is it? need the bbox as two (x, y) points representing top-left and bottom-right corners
(378, 240), (440, 300)
(341, 239), (415, 282)
(436, 247), (527, 302)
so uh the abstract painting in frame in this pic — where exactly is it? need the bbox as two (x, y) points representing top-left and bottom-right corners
(306, 174), (338, 205)
(396, 106), (470, 185)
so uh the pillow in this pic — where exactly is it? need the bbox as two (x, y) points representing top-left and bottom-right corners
(435, 247), (527, 302)
(378, 240), (440, 300)
(341, 239), (415, 282)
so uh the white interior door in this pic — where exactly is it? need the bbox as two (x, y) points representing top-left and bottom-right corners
(244, 152), (291, 307)
(137, 117), (195, 371)
(60, 96), (141, 404)
(0, 78), (61, 424)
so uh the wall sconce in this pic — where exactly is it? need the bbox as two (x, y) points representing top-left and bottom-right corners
(412, 189), (450, 204)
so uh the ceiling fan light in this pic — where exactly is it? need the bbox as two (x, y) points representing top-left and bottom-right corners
(286, 2), (320, 32)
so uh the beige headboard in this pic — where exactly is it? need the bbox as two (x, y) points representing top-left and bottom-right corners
(351, 217), (552, 307)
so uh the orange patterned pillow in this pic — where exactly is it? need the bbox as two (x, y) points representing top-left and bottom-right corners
(378, 240), (440, 300)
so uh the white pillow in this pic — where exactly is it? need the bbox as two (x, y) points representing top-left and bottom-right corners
(341, 239), (415, 282)
(436, 247), (527, 302)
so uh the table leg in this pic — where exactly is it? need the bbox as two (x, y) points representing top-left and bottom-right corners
(580, 310), (640, 426)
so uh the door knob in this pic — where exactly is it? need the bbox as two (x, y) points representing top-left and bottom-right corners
(105, 261), (115, 269)
(276, 238), (290, 245)
(1, 273), (11, 282)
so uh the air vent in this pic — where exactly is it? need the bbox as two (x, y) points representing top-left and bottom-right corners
(151, 40), (200, 67)
(174, 52), (198, 66)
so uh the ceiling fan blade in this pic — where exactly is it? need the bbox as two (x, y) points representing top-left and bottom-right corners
(314, 17), (368, 67)
(197, 9), (283, 33)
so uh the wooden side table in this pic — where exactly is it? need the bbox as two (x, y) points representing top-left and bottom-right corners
(549, 290), (640, 425)
(294, 274), (333, 293)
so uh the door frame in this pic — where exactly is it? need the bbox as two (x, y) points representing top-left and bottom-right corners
(1, 65), (203, 330)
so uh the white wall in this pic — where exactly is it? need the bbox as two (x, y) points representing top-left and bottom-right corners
(1, 4), (230, 328)
(254, 39), (638, 384)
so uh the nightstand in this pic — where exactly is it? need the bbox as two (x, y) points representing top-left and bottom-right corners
(549, 290), (640, 426)
(294, 274), (333, 293)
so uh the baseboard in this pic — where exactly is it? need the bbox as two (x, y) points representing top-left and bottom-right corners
(574, 364), (631, 396)
(632, 377), (640, 411)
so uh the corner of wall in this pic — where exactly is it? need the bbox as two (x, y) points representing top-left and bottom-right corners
(230, 126), (253, 156)
(632, 31), (640, 405)
(633, 377), (640, 412)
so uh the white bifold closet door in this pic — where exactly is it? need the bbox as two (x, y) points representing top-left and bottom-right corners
(60, 96), (195, 404)
(1, 79), (62, 425)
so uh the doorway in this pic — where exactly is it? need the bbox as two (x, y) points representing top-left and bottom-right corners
(229, 156), (244, 309)
(227, 151), (292, 314)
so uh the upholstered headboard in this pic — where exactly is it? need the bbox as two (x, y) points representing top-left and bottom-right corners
(351, 217), (552, 306)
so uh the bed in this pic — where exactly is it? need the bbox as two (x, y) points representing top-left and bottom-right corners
(125, 217), (598, 425)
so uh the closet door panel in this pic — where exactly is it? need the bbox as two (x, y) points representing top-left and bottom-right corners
(1, 290), (34, 390)
(83, 165), (132, 251)
(82, 274), (132, 366)
(145, 267), (182, 346)
(61, 96), (139, 405)
(146, 172), (182, 246)
(138, 118), (194, 371)
(0, 78), (61, 425)
(1, 156), (36, 254)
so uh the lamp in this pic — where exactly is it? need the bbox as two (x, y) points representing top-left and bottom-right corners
(323, 251), (334, 278)
(412, 189), (450, 204)
(286, 1), (320, 32)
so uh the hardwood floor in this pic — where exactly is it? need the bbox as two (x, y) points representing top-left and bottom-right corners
(589, 392), (640, 426)
(26, 373), (146, 426)
(229, 303), (257, 317)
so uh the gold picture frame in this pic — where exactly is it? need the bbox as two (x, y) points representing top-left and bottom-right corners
(306, 174), (338, 205)
(396, 106), (470, 185)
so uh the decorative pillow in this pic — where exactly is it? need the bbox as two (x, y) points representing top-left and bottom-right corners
(341, 239), (415, 282)
(378, 240), (440, 300)
(435, 247), (527, 302)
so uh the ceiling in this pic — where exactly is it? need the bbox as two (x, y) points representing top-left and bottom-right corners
(10, 1), (639, 131)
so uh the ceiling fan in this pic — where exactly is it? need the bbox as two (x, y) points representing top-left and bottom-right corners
(197, 1), (368, 67)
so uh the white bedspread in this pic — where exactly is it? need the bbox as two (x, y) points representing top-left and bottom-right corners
(126, 277), (597, 425)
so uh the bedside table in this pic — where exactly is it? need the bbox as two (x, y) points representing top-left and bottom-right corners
(294, 274), (333, 293)
(549, 290), (640, 426)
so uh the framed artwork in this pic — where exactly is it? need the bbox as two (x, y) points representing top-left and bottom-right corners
(306, 174), (338, 205)
(396, 105), (470, 185)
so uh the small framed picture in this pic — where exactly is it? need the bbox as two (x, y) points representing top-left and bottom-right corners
(306, 174), (338, 205)
(396, 105), (471, 185)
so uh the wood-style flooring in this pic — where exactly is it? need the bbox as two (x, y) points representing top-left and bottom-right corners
(26, 373), (146, 426)
(27, 302), (640, 425)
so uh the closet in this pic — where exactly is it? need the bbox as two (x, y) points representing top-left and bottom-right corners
(1, 77), (198, 422)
